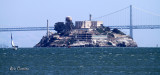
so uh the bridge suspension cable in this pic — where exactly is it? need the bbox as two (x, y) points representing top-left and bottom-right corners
(133, 6), (160, 17)
(93, 6), (130, 20)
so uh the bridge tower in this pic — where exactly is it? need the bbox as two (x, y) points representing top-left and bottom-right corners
(130, 5), (133, 39)
(47, 20), (49, 38)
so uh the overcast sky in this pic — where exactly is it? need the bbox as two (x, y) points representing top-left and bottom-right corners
(0, 0), (160, 47)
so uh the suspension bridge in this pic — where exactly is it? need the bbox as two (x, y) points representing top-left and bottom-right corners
(0, 5), (160, 38)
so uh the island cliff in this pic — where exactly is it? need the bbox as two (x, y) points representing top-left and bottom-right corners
(35, 16), (137, 47)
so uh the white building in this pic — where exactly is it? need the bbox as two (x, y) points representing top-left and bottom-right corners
(75, 21), (103, 29)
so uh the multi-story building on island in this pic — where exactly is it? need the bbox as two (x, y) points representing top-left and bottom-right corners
(75, 21), (103, 29)
(75, 14), (103, 29)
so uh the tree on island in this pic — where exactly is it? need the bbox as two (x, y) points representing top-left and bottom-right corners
(112, 28), (125, 35)
(54, 17), (74, 36)
(105, 27), (110, 31)
(96, 26), (111, 35)
(54, 22), (65, 33)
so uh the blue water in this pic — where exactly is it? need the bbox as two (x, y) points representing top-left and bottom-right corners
(0, 47), (160, 75)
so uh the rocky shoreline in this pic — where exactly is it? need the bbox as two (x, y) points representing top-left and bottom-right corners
(35, 28), (137, 47)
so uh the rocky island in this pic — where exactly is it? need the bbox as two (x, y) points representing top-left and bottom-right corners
(35, 16), (137, 47)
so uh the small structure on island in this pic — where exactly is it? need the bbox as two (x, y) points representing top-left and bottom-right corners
(65, 16), (74, 31)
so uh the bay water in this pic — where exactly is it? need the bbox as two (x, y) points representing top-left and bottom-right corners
(0, 47), (160, 75)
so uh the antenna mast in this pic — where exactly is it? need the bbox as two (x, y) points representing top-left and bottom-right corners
(89, 14), (92, 21)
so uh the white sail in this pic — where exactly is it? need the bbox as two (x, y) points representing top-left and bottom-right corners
(11, 33), (18, 50)
(11, 40), (15, 47)
(11, 33), (18, 49)
(11, 33), (14, 47)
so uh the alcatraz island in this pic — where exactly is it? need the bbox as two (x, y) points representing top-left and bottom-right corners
(35, 15), (137, 47)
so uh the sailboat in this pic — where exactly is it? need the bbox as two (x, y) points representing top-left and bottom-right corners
(11, 33), (18, 50)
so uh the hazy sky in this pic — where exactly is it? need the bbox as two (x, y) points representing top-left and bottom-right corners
(0, 0), (160, 47)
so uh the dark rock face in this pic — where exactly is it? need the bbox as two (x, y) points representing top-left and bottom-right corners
(35, 28), (137, 47)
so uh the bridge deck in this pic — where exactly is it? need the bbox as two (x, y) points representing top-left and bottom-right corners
(0, 25), (160, 32)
